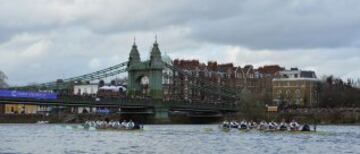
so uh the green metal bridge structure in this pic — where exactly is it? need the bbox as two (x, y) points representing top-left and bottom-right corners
(0, 40), (241, 123)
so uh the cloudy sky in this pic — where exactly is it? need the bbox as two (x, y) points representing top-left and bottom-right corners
(0, 0), (360, 85)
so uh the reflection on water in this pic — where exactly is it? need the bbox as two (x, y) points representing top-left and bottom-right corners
(0, 124), (359, 154)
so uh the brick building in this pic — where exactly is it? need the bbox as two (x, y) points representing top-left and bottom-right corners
(170, 59), (284, 103)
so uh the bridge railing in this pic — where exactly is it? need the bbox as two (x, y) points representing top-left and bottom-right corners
(0, 95), (239, 112)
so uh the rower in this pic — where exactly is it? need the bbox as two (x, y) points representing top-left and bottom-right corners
(279, 119), (288, 131)
(247, 120), (257, 129)
(230, 120), (239, 128)
(222, 120), (230, 128)
(240, 119), (248, 129)
(121, 120), (127, 128)
(269, 121), (278, 130)
(115, 121), (121, 129)
(289, 120), (300, 131)
(251, 121), (258, 129)
(258, 120), (268, 130)
(127, 120), (135, 129)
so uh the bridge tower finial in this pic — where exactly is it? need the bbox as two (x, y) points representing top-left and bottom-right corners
(155, 34), (158, 44)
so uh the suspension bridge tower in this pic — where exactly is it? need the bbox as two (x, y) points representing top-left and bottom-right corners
(127, 39), (164, 99)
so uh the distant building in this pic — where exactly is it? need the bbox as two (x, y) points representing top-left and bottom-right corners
(72, 84), (99, 113)
(162, 53), (174, 101)
(272, 68), (320, 107)
(99, 85), (126, 92)
(73, 84), (99, 95)
(97, 85), (127, 98)
(278, 68), (317, 78)
(172, 59), (285, 103)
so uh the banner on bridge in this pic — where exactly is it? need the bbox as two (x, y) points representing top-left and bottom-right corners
(0, 89), (57, 100)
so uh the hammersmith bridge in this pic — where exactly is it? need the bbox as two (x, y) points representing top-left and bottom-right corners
(0, 39), (241, 123)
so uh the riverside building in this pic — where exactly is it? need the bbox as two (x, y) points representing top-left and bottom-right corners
(272, 68), (321, 107)
(171, 59), (284, 103)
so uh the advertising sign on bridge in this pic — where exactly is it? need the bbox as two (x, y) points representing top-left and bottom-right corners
(0, 89), (57, 100)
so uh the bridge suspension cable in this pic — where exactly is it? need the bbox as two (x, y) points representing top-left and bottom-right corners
(14, 61), (129, 89)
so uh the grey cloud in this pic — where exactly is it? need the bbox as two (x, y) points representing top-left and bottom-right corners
(189, 1), (360, 49)
(1, 0), (360, 85)
(2, 1), (360, 50)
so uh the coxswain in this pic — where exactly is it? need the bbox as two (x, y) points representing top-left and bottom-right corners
(133, 122), (142, 129)
(301, 123), (311, 131)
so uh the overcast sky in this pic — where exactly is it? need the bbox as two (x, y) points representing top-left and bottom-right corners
(0, 0), (360, 85)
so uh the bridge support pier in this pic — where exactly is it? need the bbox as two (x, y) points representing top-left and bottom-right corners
(153, 107), (171, 123)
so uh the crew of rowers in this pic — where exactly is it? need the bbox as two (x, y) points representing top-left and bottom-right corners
(222, 119), (313, 131)
(84, 120), (143, 130)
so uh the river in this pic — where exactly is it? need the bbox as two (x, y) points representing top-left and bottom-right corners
(0, 124), (359, 154)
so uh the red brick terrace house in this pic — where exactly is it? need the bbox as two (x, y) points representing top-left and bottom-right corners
(171, 59), (284, 104)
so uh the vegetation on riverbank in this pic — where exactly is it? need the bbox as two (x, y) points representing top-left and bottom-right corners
(319, 76), (360, 108)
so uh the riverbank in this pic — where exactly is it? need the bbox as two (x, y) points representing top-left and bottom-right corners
(232, 109), (360, 124)
(1, 109), (360, 124)
(0, 113), (221, 124)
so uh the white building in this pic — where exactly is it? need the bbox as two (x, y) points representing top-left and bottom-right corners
(162, 52), (174, 85)
(99, 85), (127, 92)
(73, 84), (99, 95)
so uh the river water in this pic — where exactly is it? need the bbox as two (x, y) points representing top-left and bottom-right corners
(0, 124), (359, 154)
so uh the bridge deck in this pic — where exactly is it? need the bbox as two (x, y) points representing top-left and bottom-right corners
(0, 96), (239, 112)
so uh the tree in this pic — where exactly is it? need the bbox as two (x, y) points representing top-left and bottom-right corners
(238, 88), (265, 120)
(56, 79), (64, 84)
(110, 80), (116, 86)
(0, 70), (9, 88)
(98, 80), (105, 87)
(319, 75), (360, 108)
